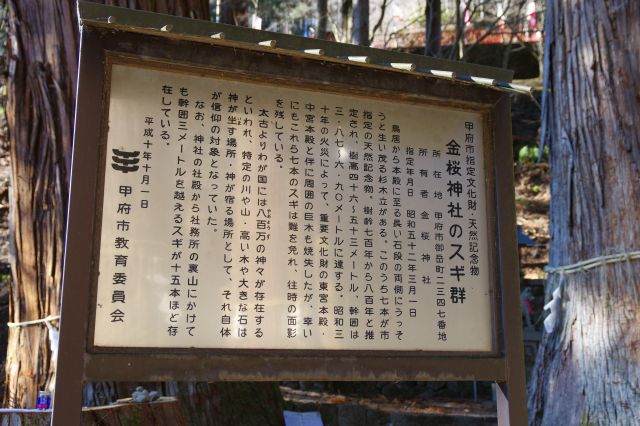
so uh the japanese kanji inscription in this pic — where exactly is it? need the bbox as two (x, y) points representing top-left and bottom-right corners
(94, 63), (493, 351)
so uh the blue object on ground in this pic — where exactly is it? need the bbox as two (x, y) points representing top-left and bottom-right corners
(284, 410), (324, 426)
(517, 225), (537, 246)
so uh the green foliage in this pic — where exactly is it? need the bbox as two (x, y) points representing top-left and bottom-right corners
(530, 184), (540, 194)
(518, 145), (538, 163)
(517, 144), (548, 163)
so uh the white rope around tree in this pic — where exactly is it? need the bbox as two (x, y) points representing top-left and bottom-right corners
(7, 315), (60, 363)
(543, 250), (640, 333)
(545, 250), (640, 275)
(7, 314), (60, 328)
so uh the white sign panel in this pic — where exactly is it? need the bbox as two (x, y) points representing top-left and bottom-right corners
(93, 64), (493, 351)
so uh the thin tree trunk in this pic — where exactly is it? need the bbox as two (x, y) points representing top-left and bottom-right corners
(454, 0), (463, 60)
(351, 0), (369, 46)
(528, 0), (640, 425)
(317, 0), (328, 40)
(5, 3), (283, 422)
(340, 0), (352, 43)
(424, 0), (441, 57)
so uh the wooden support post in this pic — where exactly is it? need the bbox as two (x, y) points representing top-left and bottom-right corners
(52, 27), (105, 426)
(493, 94), (528, 426)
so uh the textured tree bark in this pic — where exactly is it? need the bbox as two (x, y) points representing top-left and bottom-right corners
(528, 0), (640, 425)
(4, 0), (77, 408)
(424, 0), (441, 57)
(351, 0), (369, 46)
(5, 3), (283, 422)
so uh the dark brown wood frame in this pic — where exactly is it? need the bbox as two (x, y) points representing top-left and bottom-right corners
(53, 17), (526, 426)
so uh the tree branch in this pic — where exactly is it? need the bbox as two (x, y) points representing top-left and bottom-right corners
(369, 0), (388, 45)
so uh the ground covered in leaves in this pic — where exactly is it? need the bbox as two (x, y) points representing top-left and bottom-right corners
(515, 161), (550, 278)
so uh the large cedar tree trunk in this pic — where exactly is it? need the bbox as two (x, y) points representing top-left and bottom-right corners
(5, 0), (77, 408)
(527, 0), (640, 424)
(5, 3), (283, 423)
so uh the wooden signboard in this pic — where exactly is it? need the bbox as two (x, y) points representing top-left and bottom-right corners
(54, 3), (526, 425)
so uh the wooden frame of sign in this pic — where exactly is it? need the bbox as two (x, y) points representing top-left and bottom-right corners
(54, 3), (526, 425)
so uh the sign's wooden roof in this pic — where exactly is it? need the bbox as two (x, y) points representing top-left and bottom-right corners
(79, 2), (519, 89)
